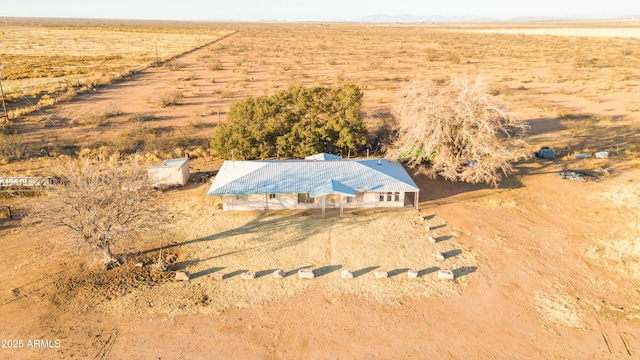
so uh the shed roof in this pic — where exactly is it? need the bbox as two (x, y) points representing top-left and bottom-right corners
(207, 156), (419, 196)
(148, 158), (189, 170)
(304, 153), (342, 161)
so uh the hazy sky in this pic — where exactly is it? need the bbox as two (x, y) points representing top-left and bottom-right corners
(3, 0), (639, 21)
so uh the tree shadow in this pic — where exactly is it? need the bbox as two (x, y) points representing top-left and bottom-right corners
(285, 265), (313, 278)
(453, 266), (477, 278)
(256, 269), (279, 278)
(418, 267), (440, 277)
(430, 224), (447, 230)
(141, 212), (340, 258)
(191, 266), (225, 279)
(443, 250), (462, 259)
(388, 268), (410, 277)
(352, 266), (379, 278)
(314, 265), (342, 277)
(413, 172), (491, 204)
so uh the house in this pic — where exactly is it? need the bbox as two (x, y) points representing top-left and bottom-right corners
(147, 158), (190, 187)
(207, 153), (420, 215)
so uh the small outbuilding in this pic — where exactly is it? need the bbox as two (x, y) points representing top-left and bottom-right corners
(147, 158), (190, 187)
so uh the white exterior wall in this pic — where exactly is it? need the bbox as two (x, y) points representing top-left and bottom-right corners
(222, 191), (408, 211)
(343, 192), (405, 208)
(180, 164), (190, 185)
(222, 194), (322, 211)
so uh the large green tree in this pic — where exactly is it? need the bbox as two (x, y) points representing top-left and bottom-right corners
(211, 85), (368, 159)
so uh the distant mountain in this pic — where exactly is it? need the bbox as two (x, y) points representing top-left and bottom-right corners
(354, 14), (499, 23)
(615, 15), (640, 20)
(508, 16), (573, 22)
(354, 13), (640, 24)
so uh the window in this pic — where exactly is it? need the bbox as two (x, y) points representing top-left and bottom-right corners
(269, 194), (276, 199)
(379, 192), (401, 202)
(235, 194), (248, 201)
(346, 196), (354, 203)
(297, 193), (314, 204)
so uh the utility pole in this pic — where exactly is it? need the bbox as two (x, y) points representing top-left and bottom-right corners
(154, 39), (159, 66)
(0, 66), (8, 123)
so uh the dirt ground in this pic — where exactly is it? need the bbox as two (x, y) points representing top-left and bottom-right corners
(1, 22), (640, 359)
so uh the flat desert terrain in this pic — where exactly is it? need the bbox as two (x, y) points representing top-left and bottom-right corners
(0, 19), (639, 359)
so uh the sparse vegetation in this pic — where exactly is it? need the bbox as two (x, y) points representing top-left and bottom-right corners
(158, 91), (184, 107)
(0, 133), (29, 164)
(128, 113), (155, 122)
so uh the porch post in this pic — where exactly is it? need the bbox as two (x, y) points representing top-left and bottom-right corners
(414, 191), (419, 210)
(340, 194), (344, 217)
(322, 195), (326, 217)
(265, 193), (268, 211)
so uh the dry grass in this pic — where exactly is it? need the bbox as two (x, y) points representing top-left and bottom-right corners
(0, 24), (233, 116)
(99, 209), (476, 315)
(533, 281), (588, 330)
(2, 20), (640, 169)
(158, 91), (184, 107)
(584, 183), (640, 279)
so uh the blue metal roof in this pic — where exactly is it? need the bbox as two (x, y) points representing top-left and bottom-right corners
(207, 156), (419, 196)
(309, 179), (357, 198)
(147, 158), (189, 170)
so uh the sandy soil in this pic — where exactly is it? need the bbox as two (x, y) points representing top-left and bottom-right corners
(1, 23), (640, 359)
(2, 163), (639, 359)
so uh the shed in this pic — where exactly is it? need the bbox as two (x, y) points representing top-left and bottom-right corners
(147, 158), (190, 187)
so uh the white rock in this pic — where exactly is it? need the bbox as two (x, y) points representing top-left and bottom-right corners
(428, 236), (437, 244)
(175, 271), (190, 281)
(212, 271), (227, 281)
(375, 271), (388, 279)
(272, 269), (286, 279)
(240, 271), (256, 280)
(425, 225), (431, 231)
(438, 270), (455, 280)
(341, 269), (354, 279)
(436, 251), (446, 260)
(407, 269), (418, 279)
(419, 215), (426, 221)
(298, 268), (315, 279)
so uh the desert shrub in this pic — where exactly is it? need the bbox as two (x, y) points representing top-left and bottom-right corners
(103, 108), (124, 118)
(164, 61), (186, 71)
(207, 59), (223, 71)
(0, 133), (29, 164)
(211, 84), (368, 159)
(128, 113), (155, 122)
(158, 91), (184, 107)
(79, 113), (109, 127)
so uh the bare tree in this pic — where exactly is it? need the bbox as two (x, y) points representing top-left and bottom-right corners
(32, 158), (162, 268)
(388, 77), (529, 187)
